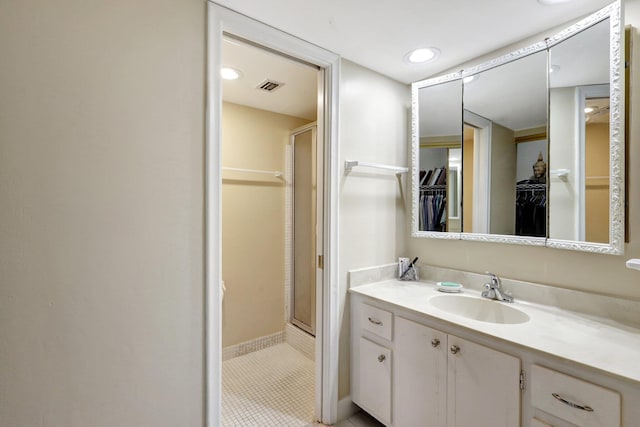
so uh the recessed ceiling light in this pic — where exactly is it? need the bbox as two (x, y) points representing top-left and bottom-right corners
(221, 67), (242, 80)
(538, 0), (573, 4)
(405, 47), (440, 64)
(584, 106), (596, 114)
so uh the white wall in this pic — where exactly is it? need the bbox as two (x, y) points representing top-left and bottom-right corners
(338, 60), (410, 398)
(0, 1), (205, 426)
(549, 87), (580, 240)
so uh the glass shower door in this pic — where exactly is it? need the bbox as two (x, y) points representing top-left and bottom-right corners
(291, 125), (319, 336)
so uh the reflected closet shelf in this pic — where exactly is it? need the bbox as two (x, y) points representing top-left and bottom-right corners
(344, 160), (408, 175)
(222, 167), (283, 178)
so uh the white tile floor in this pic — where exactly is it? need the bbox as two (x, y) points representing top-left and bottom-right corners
(222, 342), (382, 427)
(222, 343), (315, 426)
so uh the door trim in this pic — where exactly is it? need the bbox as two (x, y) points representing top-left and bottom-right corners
(206, 3), (341, 425)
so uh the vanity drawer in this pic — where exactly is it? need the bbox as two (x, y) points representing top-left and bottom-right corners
(531, 365), (620, 427)
(360, 303), (392, 340)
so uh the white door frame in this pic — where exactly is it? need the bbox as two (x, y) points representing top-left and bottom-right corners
(464, 110), (492, 233)
(206, 3), (341, 425)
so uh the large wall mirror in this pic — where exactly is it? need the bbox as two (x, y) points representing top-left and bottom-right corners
(411, 0), (625, 254)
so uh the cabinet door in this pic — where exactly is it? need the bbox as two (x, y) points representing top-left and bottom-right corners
(447, 335), (521, 427)
(358, 337), (392, 425)
(394, 317), (447, 427)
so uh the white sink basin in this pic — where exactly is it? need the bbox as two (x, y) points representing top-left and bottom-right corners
(429, 294), (530, 324)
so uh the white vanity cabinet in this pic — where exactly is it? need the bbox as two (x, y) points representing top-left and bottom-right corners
(394, 317), (447, 426)
(352, 303), (393, 425)
(530, 365), (621, 427)
(352, 298), (522, 427)
(349, 278), (640, 427)
(357, 337), (392, 424)
(394, 317), (521, 427)
(446, 334), (521, 427)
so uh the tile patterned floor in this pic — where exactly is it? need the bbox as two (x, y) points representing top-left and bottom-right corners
(222, 342), (383, 426)
(222, 343), (315, 426)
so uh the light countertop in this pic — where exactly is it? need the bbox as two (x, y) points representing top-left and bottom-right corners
(350, 279), (640, 384)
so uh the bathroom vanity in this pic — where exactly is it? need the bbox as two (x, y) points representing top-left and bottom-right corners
(349, 269), (640, 427)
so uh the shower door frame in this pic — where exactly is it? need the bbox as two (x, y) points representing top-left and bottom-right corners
(289, 122), (321, 337)
(207, 3), (341, 425)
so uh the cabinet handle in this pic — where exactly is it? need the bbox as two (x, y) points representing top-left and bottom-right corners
(378, 354), (386, 362)
(450, 345), (460, 354)
(431, 338), (440, 348)
(368, 317), (383, 326)
(552, 393), (594, 412)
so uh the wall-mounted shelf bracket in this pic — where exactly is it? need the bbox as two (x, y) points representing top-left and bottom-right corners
(344, 160), (408, 175)
(626, 259), (640, 271)
(550, 169), (570, 179)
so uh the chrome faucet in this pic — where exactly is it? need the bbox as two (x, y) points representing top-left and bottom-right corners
(481, 272), (514, 303)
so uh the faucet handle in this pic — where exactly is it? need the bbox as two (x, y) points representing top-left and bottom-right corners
(485, 271), (499, 285)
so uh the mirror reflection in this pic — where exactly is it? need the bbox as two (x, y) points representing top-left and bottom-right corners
(462, 50), (548, 236)
(417, 79), (462, 232)
(411, 2), (623, 254)
(549, 18), (611, 243)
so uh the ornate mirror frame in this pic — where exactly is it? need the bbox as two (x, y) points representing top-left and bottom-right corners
(410, 0), (624, 254)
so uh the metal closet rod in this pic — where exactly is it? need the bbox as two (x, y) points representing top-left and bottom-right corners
(222, 167), (283, 178)
(344, 160), (408, 174)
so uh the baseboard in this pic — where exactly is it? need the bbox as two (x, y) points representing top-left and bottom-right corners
(337, 396), (359, 422)
(222, 330), (285, 361)
(285, 323), (315, 361)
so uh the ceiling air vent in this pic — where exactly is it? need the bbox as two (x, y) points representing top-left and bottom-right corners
(257, 79), (284, 92)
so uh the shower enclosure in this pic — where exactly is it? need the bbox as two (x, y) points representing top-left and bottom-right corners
(290, 124), (320, 336)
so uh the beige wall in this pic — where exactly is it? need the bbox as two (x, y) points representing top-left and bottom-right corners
(221, 102), (309, 347)
(409, 1), (640, 301)
(585, 122), (610, 243)
(549, 87), (580, 240)
(0, 1), (205, 426)
(489, 122), (516, 235)
(3, 0), (640, 423)
(338, 60), (410, 398)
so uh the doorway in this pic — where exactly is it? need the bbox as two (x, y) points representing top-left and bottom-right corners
(207, 4), (341, 425)
(219, 35), (322, 426)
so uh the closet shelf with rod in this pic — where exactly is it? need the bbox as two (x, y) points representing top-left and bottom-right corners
(344, 160), (408, 175)
(222, 167), (283, 178)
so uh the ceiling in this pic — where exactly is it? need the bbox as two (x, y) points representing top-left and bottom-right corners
(222, 38), (318, 120)
(213, 0), (613, 84)
(217, 0), (610, 122)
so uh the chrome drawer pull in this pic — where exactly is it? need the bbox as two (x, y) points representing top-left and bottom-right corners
(450, 345), (460, 354)
(378, 354), (386, 362)
(552, 393), (594, 412)
(431, 338), (440, 348)
(368, 317), (383, 326)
